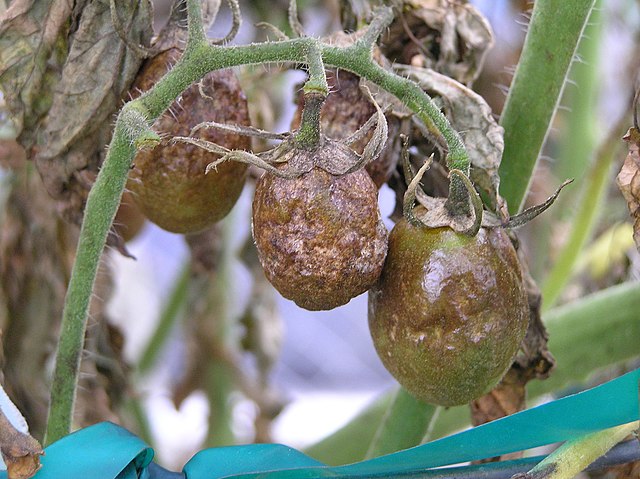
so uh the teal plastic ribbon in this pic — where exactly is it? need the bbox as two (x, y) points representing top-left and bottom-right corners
(4, 368), (637, 479)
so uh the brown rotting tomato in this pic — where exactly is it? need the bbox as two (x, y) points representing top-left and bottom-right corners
(128, 48), (250, 234)
(253, 165), (388, 311)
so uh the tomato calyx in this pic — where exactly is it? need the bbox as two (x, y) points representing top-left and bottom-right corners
(401, 135), (574, 236)
(173, 82), (388, 180)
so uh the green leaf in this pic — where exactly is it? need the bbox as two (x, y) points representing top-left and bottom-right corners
(304, 393), (392, 465)
(364, 388), (439, 460)
(529, 281), (640, 397)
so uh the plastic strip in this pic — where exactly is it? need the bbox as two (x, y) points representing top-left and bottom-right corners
(2, 368), (636, 479)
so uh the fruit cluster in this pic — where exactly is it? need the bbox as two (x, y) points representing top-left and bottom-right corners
(124, 11), (530, 407)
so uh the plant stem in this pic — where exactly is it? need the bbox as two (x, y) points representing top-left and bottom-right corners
(295, 44), (328, 148)
(185, 0), (206, 48)
(499, 0), (596, 214)
(137, 262), (191, 376)
(522, 421), (639, 479)
(45, 121), (136, 445)
(553, 1), (603, 187)
(45, 5), (472, 441)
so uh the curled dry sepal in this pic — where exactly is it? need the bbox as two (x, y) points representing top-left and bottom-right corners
(0, 408), (43, 479)
(617, 127), (640, 251)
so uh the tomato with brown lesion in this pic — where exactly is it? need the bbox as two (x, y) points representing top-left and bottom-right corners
(368, 209), (529, 406)
(127, 48), (251, 234)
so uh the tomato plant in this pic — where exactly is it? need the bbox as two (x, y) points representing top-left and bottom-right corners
(0, 1), (639, 478)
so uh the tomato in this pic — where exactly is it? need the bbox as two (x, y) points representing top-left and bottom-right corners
(128, 49), (250, 234)
(368, 215), (529, 406)
(253, 166), (387, 311)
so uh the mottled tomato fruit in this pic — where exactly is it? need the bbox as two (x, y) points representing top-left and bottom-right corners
(368, 217), (529, 406)
(253, 167), (388, 311)
(128, 48), (250, 234)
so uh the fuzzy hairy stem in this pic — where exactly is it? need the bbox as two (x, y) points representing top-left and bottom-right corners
(186, 0), (206, 49)
(45, 4), (471, 441)
(499, 0), (596, 214)
(296, 43), (328, 148)
(45, 115), (140, 445)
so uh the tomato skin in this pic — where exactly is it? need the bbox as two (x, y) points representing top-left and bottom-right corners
(368, 218), (529, 406)
(252, 167), (388, 311)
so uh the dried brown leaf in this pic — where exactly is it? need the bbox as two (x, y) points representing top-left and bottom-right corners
(34, 0), (153, 223)
(382, 0), (493, 85)
(0, 407), (43, 479)
(617, 128), (640, 251)
(0, 0), (73, 146)
(397, 64), (504, 208)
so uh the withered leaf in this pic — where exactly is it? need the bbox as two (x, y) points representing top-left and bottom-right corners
(0, 405), (43, 479)
(0, 0), (74, 147)
(382, 0), (493, 85)
(396, 64), (504, 209)
(617, 128), (640, 251)
(34, 0), (153, 214)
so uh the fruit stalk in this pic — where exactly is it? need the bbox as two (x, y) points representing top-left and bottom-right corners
(296, 44), (328, 149)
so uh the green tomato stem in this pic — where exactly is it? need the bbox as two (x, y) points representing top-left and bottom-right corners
(498, 0), (596, 214)
(296, 44), (328, 149)
(295, 93), (325, 149)
(185, 0), (207, 50)
(45, 119), (137, 445)
(45, 2), (472, 442)
(303, 42), (329, 96)
(522, 421), (639, 479)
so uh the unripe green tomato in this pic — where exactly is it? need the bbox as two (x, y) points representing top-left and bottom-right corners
(368, 217), (529, 406)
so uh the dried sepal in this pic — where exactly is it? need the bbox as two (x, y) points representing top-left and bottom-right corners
(618, 128), (640, 250)
(449, 168), (483, 236)
(403, 153), (434, 227)
(503, 179), (574, 229)
(396, 64), (504, 210)
(179, 86), (388, 180)
(190, 120), (290, 141)
(290, 61), (401, 187)
(344, 85), (389, 175)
